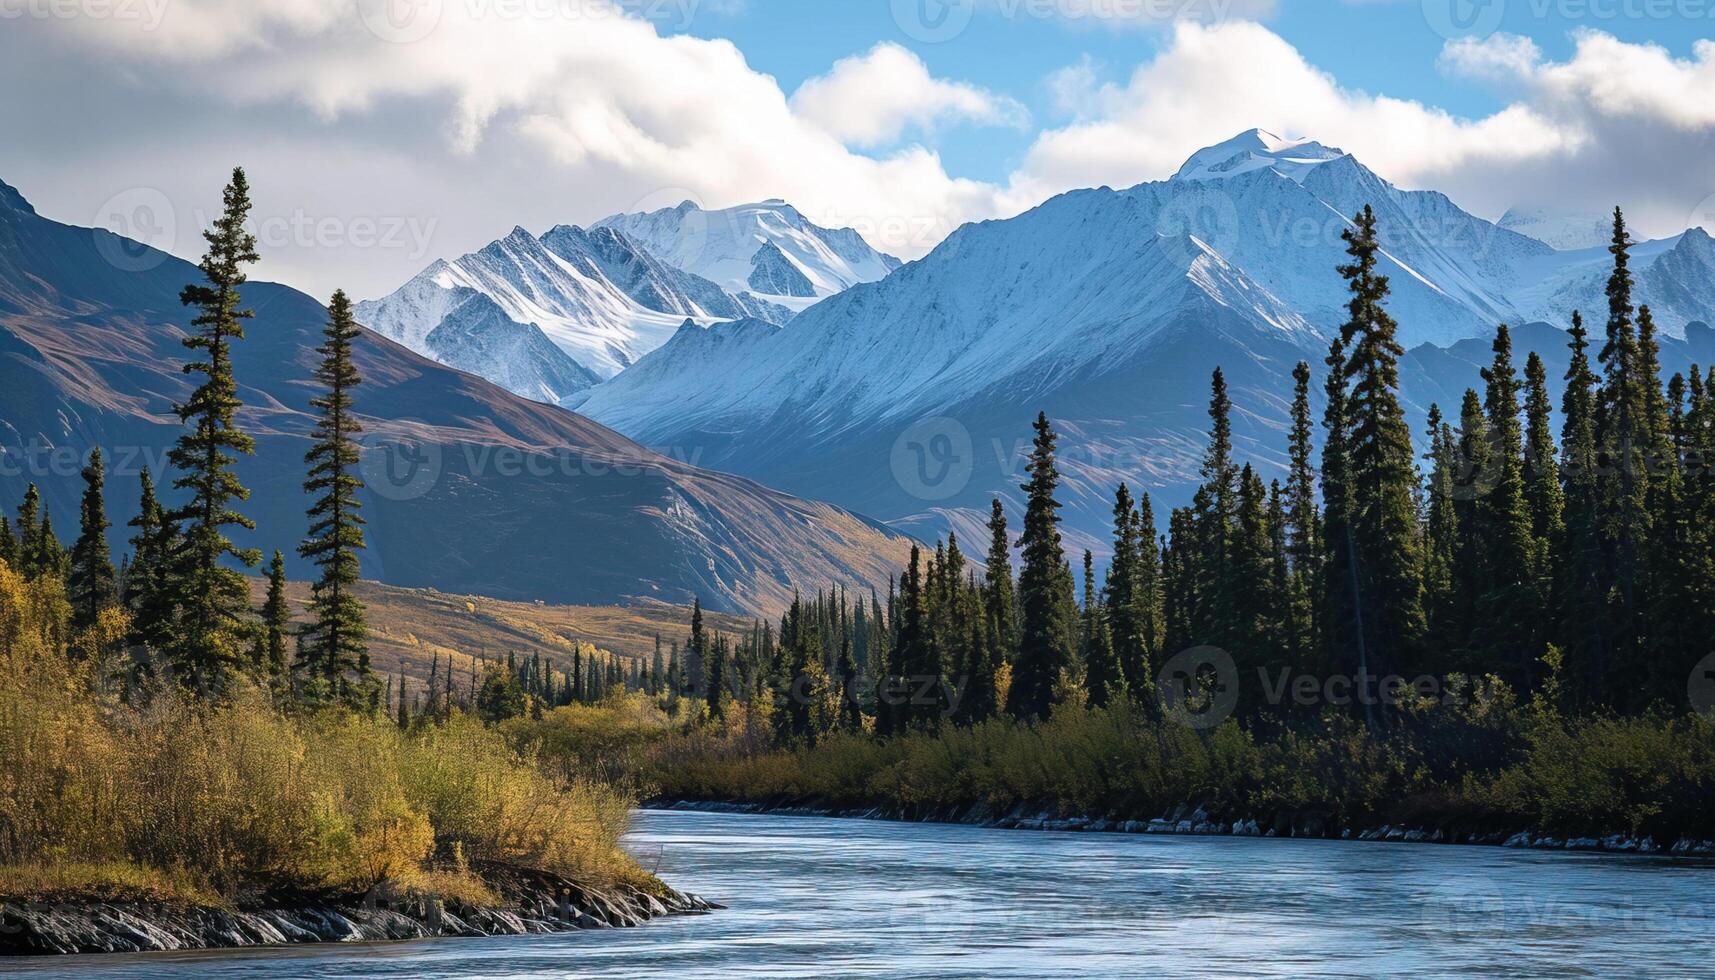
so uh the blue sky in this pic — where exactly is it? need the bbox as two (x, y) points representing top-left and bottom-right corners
(670, 0), (1715, 184)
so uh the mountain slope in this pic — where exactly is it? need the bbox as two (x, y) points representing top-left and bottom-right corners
(573, 131), (1715, 551)
(0, 177), (908, 617)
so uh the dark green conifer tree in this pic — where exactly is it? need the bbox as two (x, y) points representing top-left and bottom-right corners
(15, 484), (43, 580)
(1475, 324), (1540, 685)
(1334, 205), (1424, 685)
(166, 167), (263, 691)
(1558, 312), (1607, 705)
(1285, 360), (1321, 666)
(68, 449), (118, 631)
(1006, 414), (1077, 721)
(983, 498), (1018, 660)
(298, 289), (371, 707)
(1421, 404), (1459, 656)
(261, 550), (291, 688)
(705, 629), (727, 721)
(1595, 208), (1650, 695)
(125, 469), (178, 650)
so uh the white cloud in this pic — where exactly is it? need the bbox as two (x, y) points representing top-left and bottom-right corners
(1439, 33), (1543, 82)
(790, 43), (1029, 149)
(6, 8), (1715, 302)
(1008, 21), (1714, 238)
(1045, 55), (1104, 118)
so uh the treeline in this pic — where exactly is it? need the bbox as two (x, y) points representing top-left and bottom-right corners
(660, 205), (1715, 748)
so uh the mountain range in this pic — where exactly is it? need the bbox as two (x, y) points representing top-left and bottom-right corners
(0, 178), (911, 616)
(556, 130), (1715, 552)
(355, 200), (900, 404)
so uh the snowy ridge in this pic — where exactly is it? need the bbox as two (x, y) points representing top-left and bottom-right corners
(1172, 128), (1347, 184)
(355, 222), (794, 402)
(594, 199), (901, 310)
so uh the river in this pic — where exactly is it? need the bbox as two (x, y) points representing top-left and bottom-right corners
(13, 809), (1714, 977)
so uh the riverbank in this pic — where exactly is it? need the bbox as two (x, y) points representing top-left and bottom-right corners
(0, 863), (718, 956)
(647, 798), (1715, 857)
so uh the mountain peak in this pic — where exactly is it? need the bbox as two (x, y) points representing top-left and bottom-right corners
(1172, 129), (1347, 184)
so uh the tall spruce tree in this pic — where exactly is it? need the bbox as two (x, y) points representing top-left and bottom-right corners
(1558, 311), (1607, 704)
(1475, 324), (1541, 685)
(1422, 404), (1459, 657)
(1595, 207), (1650, 694)
(1134, 491), (1161, 701)
(261, 550), (291, 687)
(166, 167), (262, 691)
(1106, 484), (1147, 694)
(1285, 360), (1321, 667)
(1007, 413), (1077, 721)
(983, 498), (1018, 660)
(1319, 337), (1360, 701)
(298, 289), (371, 706)
(125, 468), (178, 649)
(1334, 205), (1424, 687)
(1523, 352), (1566, 560)
(34, 513), (65, 581)
(68, 448), (118, 631)
(1195, 369), (1239, 647)
(15, 484), (42, 580)
(705, 629), (728, 721)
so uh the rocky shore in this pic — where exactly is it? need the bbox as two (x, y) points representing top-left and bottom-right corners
(0, 864), (718, 956)
(651, 798), (1715, 857)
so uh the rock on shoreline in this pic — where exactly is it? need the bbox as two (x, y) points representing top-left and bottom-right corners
(650, 798), (1711, 857)
(0, 866), (718, 957)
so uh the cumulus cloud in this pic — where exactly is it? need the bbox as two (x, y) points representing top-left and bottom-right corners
(1009, 21), (1714, 238)
(790, 44), (1029, 148)
(4, 7), (1715, 301)
(0, 0), (1015, 296)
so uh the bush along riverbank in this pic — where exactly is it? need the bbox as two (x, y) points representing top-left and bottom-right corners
(637, 690), (1715, 858)
(648, 798), (1715, 857)
(0, 865), (716, 956)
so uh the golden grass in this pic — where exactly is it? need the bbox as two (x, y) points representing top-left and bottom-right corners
(1, 559), (652, 908)
(0, 861), (228, 907)
(247, 578), (748, 689)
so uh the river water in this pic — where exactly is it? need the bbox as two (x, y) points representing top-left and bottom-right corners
(15, 809), (1715, 978)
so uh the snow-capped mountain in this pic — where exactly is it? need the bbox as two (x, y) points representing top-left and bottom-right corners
(572, 130), (1715, 550)
(1497, 207), (1612, 251)
(593, 199), (902, 311)
(355, 222), (793, 403)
